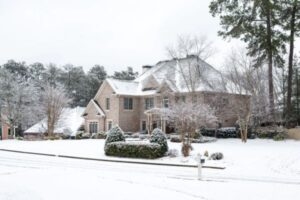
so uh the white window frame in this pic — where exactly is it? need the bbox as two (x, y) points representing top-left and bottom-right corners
(124, 97), (133, 110)
(162, 96), (169, 108)
(88, 121), (98, 134)
(144, 97), (154, 110)
(107, 120), (113, 131)
(106, 98), (110, 110)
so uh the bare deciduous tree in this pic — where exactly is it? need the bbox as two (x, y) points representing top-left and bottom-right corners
(224, 48), (269, 142)
(167, 102), (217, 156)
(41, 84), (71, 137)
(163, 35), (219, 155)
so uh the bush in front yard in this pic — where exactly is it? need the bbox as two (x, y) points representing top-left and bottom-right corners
(105, 125), (125, 145)
(105, 142), (164, 159)
(217, 127), (237, 138)
(91, 131), (107, 139)
(273, 133), (287, 141)
(170, 135), (182, 143)
(150, 128), (168, 155)
(209, 152), (224, 160)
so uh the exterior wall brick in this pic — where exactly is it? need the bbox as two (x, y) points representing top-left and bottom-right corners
(84, 81), (119, 133)
(1, 123), (10, 140)
(84, 80), (251, 133)
(118, 96), (141, 132)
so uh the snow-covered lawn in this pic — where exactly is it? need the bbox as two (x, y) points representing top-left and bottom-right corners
(0, 139), (300, 200)
(0, 138), (299, 181)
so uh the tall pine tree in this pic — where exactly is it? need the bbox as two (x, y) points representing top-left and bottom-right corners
(209, 0), (286, 122)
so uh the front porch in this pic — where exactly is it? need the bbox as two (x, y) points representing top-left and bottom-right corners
(144, 108), (174, 134)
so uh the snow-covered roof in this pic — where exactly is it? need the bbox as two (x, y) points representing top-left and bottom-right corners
(24, 107), (85, 136)
(106, 56), (232, 96)
(106, 78), (157, 96)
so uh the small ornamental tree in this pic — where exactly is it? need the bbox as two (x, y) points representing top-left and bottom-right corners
(150, 128), (168, 155)
(105, 125), (125, 146)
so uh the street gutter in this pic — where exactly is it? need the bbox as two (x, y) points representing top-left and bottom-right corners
(0, 148), (225, 170)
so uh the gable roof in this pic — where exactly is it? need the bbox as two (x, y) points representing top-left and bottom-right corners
(105, 56), (227, 96)
(83, 99), (105, 117)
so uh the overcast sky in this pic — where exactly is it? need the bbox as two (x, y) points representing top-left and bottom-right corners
(0, 0), (298, 75)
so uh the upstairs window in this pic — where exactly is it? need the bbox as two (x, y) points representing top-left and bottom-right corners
(106, 98), (110, 110)
(145, 98), (154, 110)
(107, 121), (113, 131)
(162, 97), (169, 108)
(124, 97), (133, 110)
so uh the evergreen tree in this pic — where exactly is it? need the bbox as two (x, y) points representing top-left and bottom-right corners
(87, 65), (107, 101)
(279, 0), (300, 126)
(209, 0), (286, 122)
(112, 67), (138, 80)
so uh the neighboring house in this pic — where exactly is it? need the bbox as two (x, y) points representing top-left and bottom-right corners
(24, 107), (85, 139)
(0, 115), (12, 140)
(83, 56), (251, 134)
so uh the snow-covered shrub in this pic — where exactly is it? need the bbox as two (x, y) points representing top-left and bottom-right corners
(91, 131), (107, 139)
(46, 135), (61, 140)
(209, 152), (223, 160)
(192, 130), (202, 139)
(105, 125), (125, 145)
(170, 135), (182, 143)
(150, 128), (168, 155)
(200, 127), (216, 137)
(273, 133), (287, 141)
(81, 132), (90, 139)
(105, 142), (163, 159)
(204, 150), (209, 157)
(217, 127), (237, 138)
(181, 141), (193, 157)
(257, 130), (278, 139)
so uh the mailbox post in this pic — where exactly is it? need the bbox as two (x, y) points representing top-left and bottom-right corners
(197, 153), (205, 180)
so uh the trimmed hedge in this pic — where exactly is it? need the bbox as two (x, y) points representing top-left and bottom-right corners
(200, 127), (254, 139)
(105, 142), (163, 159)
(200, 127), (216, 137)
(104, 128), (169, 159)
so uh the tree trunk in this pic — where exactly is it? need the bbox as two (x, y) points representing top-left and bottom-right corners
(266, 3), (275, 123)
(286, 1), (297, 128)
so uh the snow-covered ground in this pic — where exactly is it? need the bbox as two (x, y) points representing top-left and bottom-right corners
(0, 139), (300, 200)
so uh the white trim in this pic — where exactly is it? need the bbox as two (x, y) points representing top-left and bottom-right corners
(83, 100), (105, 117)
(91, 100), (105, 116)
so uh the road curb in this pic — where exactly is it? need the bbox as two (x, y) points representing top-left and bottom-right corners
(0, 148), (225, 170)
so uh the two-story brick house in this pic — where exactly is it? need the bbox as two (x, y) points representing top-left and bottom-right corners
(82, 56), (250, 134)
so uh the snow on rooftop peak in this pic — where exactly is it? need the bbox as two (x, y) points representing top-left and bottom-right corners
(106, 56), (237, 96)
(24, 107), (85, 136)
